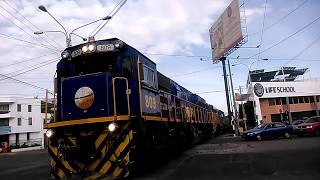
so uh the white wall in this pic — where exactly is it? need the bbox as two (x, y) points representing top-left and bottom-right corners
(8, 98), (43, 134)
(0, 96), (44, 149)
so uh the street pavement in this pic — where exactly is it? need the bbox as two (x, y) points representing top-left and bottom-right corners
(0, 135), (319, 180)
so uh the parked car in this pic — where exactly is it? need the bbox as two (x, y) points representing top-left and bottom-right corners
(295, 116), (320, 136)
(292, 120), (306, 132)
(242, 122), (294, 141)
(293, 120), (306, 126)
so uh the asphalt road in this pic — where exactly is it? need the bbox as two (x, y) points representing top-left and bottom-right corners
(0, 136), (319, 180)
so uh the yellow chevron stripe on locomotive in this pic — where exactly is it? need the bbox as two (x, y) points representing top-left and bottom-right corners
(47, 121), (134, 179)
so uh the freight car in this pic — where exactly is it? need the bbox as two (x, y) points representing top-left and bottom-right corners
(44, 38), (221, 179)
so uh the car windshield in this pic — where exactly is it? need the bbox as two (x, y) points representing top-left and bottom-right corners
(254, 124), (267, 129)
(305, 117), (319, 123)
(293, 120), (304, 125)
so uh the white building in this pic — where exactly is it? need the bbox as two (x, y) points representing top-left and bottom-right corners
(0, 96), (46, 151)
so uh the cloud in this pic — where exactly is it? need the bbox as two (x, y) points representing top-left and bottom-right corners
(3, 0), (305, 113)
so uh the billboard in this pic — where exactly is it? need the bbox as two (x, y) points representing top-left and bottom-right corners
(209, 0), (243, 60)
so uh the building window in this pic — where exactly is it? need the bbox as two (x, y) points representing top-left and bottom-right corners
(17, 118), (21, 126)
(310, 96), (315, 103)
(28, 105), (32, 112)
(289, 97), (293, 104)
(281, 98), (287, 105)
(293, 97), (299, 104)
(142, 65), (156, 88)
(268, 98), (275, 106)
(317, 96), (320, 102)
(304, 97), (310, 103)
(275, 98), (281, 105)
(17, 104), (21, 112)
(298, 97), (304, 103)
(28, 117), (32, 125)
(0, 105), (9, 114)
(0, 118), (9, 126)
(27, 133), (30, 141)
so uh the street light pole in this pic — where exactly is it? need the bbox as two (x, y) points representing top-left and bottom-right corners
(37, 5), (111, 47)
(38, 5), (69, 47)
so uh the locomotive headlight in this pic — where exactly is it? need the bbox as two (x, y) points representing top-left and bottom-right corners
(46, 129), (54, 138)
(108, 122), (117, 132)
(88, 44), (95, 51)
(82, 45), (88, 53)
(61, 50), (70, 58)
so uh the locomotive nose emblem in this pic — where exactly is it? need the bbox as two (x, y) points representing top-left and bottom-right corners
(74, 86), (94, 109)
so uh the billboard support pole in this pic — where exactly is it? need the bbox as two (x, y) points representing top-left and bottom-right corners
(227, 59), (239, 135)
(220, 57), (233, 131)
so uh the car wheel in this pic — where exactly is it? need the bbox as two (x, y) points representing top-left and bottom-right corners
(256, 135), (262, 141)
(284, 132), (291, 139)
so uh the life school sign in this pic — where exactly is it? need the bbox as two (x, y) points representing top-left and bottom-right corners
(254, 83), (296, 97)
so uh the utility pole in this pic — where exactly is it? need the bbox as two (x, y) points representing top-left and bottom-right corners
(227, 59), (238, 135)
(220, 57), (233, 130)
(239, 86), (247, 131)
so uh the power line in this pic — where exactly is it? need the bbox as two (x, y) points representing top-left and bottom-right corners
(256, 0), (268, 68)
(0, 52), (58, 69)
(145, 52), (211, 59)
(0, 73), (53, 94)
(0, 32), (59, 51)
(250, 0), (309, 37)
(3, 57), (59, 76)
(91, 0), (126, 37)
(247, 14), (320, 59)
(194, 88), (240, 95)
(170, 65), (221, 78)
(0, 8), (58, 53)
(0, 58), (59, 82)
(143, 52), (320, 62)
(282, 34), (320, 66)
(3, 0), (62, 48)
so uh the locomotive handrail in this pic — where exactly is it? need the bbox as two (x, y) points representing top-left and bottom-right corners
(112, 77), (131, 117)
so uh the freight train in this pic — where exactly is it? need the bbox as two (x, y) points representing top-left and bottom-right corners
(44, 38), (223, 179)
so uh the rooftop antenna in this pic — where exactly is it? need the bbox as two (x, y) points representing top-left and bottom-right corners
(89, 0), (127, 40)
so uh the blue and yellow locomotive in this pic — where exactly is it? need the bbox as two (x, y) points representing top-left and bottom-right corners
(44, 38), (220, 179)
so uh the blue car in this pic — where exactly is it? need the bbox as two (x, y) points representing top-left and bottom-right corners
(242, 122), (294, 141)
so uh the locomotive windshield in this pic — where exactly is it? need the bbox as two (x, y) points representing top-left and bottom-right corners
(61, 53), (117, 78)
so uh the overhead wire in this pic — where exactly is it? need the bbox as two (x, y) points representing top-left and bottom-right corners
(0, 52), (58, 69)
(246, 15), (320, 59)
(282, 34), (320, 67)
(0, 58), (59, 81)
(0, 72), (53, 94)
(90, 0), (126, 37)
(255, 0), (268, 69)
(0, 32), (59, 51)
(0, 9), (59, 53)
(250, 0), (309, 37)
(2, 0), (62, 49)
(170, 65), (221, 78)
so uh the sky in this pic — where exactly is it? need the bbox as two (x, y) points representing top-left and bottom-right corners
(0, 0), (319, 113)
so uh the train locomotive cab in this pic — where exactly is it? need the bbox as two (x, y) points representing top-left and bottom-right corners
(46, 38), (142, 179)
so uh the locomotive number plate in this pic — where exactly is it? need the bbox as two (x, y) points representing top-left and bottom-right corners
(97, 44), (115, 52)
